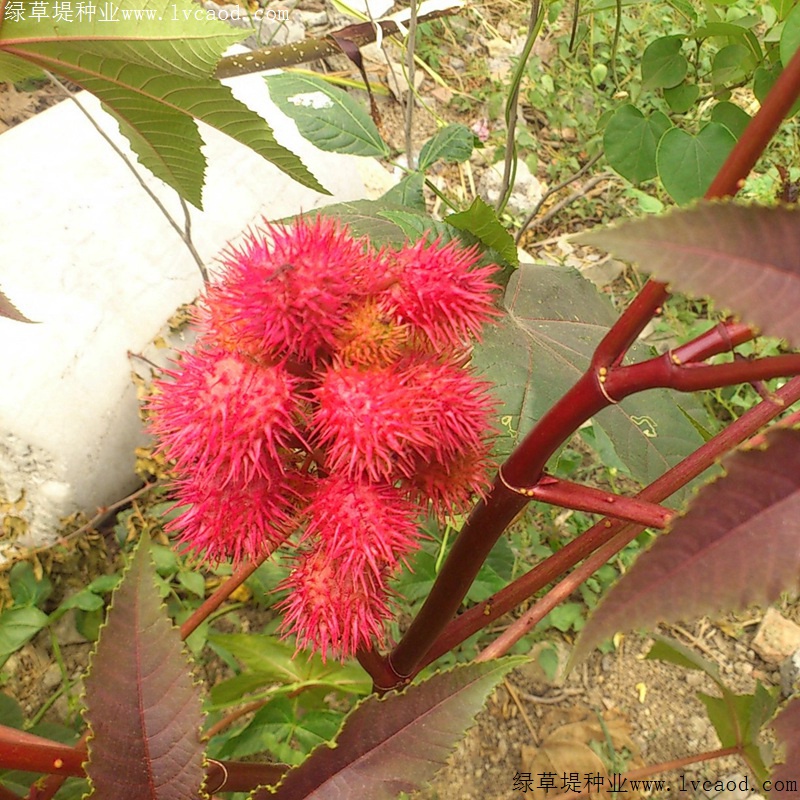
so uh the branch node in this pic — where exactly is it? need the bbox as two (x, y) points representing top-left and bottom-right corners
(597, 373), (620, 405)
(498, 466), (537, 497)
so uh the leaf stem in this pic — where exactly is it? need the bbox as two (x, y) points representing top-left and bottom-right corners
(0, 725), (85, 776)
(607, 352), (800, 397)
(214, 10), (458, 78)
(511, 475), (674, 529)
(179, 555), (267, 640)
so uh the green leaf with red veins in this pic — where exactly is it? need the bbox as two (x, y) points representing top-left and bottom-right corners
(254, 657), (526, 800)
(83, 537), (205, 800)
(573, 427), (800, 665)
(577, 202), (800, 347)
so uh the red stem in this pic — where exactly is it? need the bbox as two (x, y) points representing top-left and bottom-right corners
(524, 476), (673, 529)
(0, 721), (285, 797)
(593, 279), (669, 370)
(0, 726), (85, 777)
(421, 375), (800, 667)
(607, 352), (800, 397)
(672, 320), (755, 364)
(179, 554), (266, 640)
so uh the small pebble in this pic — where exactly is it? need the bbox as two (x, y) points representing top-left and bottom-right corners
(686, 671), (705, 687)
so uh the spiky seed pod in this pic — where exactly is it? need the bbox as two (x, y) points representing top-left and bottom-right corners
(278, 542), (394, 661)
(304, 475), (421, 571)
(406, 446), (495, 520)
(311, 360), (436, 482)
(404, 355), (499, 462)
(167, 470), (296, 564)
(381, 237), (500, 350)
(148, 347), (301, 486)
(204, 216), (387, 365)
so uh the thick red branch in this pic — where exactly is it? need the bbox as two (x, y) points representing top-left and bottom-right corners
(388, 370), (610, 678)
(524, 476), (673, 529)
(606, 352), (800, 398)
(671, 321), (755, 365)
(420, 375), (800, 668)
(592, 280), (670, 369)
(0, 726), (85, 777)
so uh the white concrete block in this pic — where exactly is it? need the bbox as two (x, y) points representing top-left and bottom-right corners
(0, 62), (392, 550)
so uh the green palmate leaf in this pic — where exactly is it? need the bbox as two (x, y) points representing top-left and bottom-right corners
(209, 670), (288, 707)
(445, 197), (519, 268)
(317, 200), (517, 277)
(380, 172), (426, 211)
(1, 0), (326, 207)
(656, 123), (736, 204)
(417, 123), (475, 171)
(265, 72), (389, 158)
(573, 428), (800, 664)
(0, 607), (49, 668)
(641, 35), (688, 90)
(471, 263), (707, 490)
(208, 632), (371, 695)
(603, 105), (672, 183)
(83, 537), (205, 800)
(646, 634), (722, 681)
(697, 685), (775, 782)
(0, 51), (44, 82)
(316, 200), (435, 246)
(255, 658), (526, 800)
(215, 696), (342, 764)
(577, 202), (800, 347)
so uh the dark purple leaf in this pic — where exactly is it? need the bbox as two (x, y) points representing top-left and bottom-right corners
(771, 698), (800, 799)
(256, 657), (525, 800)
(0, 287), (34, 323)
(574, 427), (800, 663)
(83, 538), (205, 800)
(577, 202), (800, 347)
